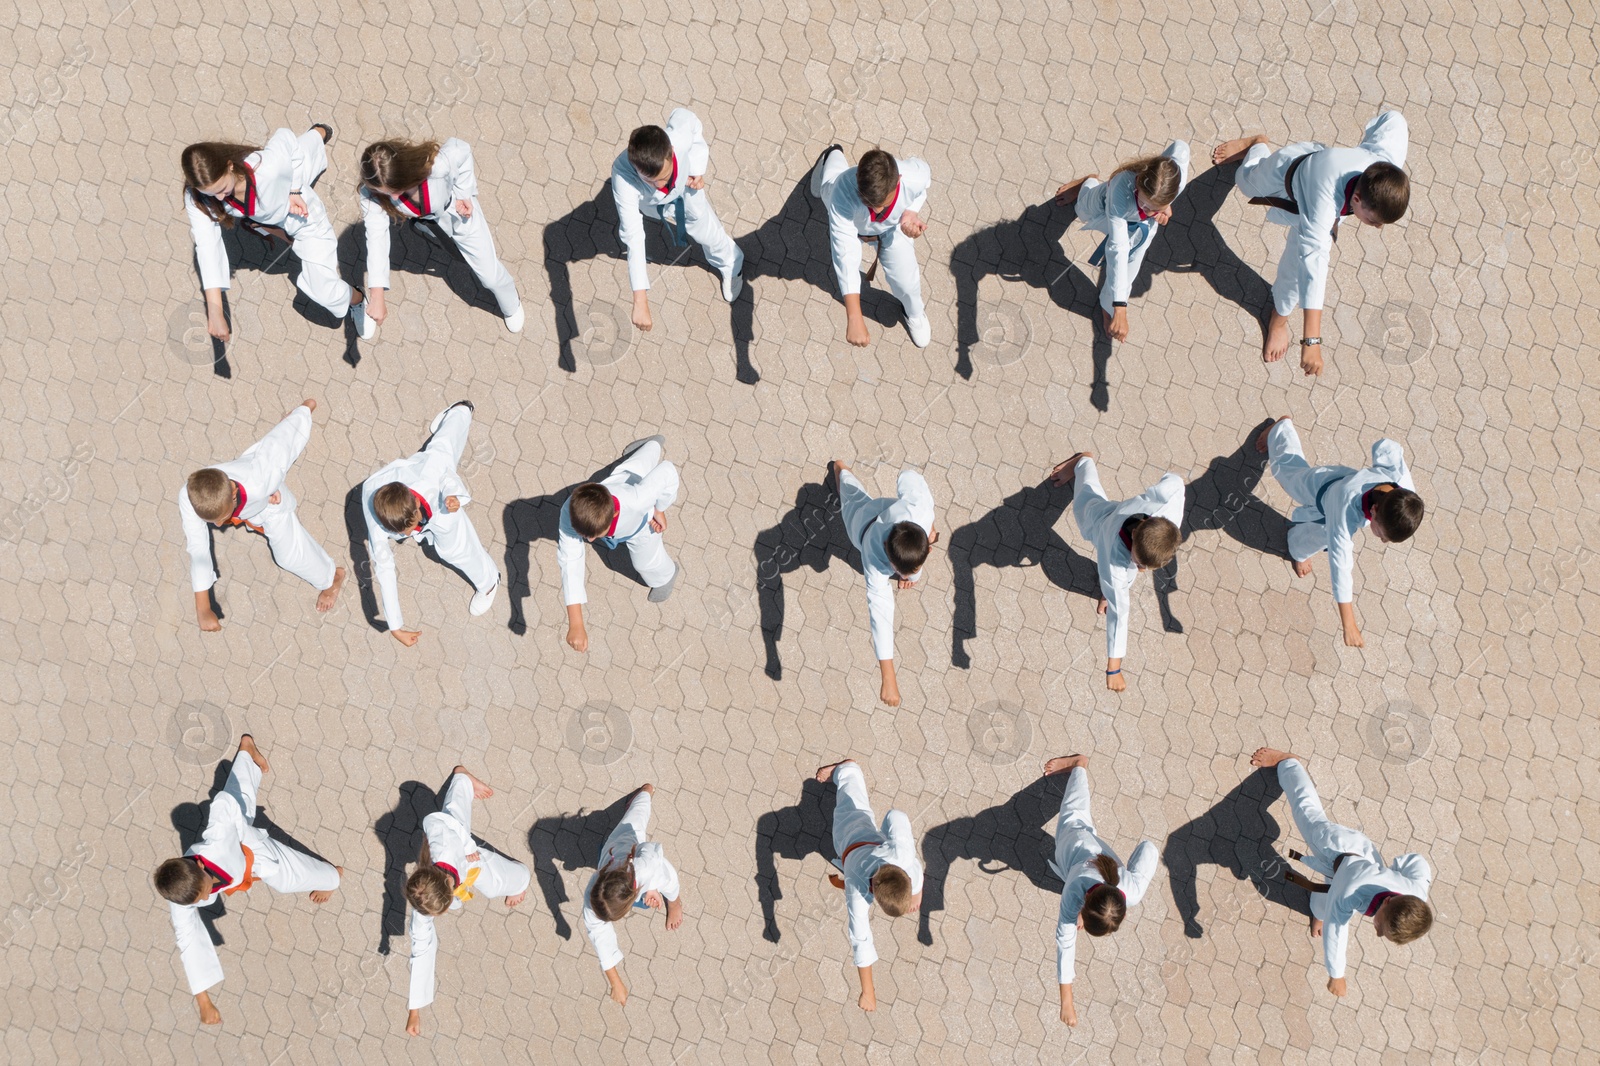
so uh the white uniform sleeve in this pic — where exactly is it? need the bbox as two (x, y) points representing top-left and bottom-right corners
(364, 490), (406, 631)
(439, 773), (474, 835)
(1072, 457), (1117, 533)
(359, 188), (393, 290)
(882, 810), (922, 893)
(582, 891), (626, 971)
(1147, 473), (1187, 526)
(407, 909), (438, 1009)
(242, 406), (313, 487)
(439, 138), (479, 201)
(267, 128), (311, 195)
(1326, 490), (1358, 606)
(611, 159), (652, 292)
(1103, 211), (1133, 306)
(1295, 173), (1339, 313)
(557, 499), (589, 607)
(1055, 880), (1085, 984)
(639, 460), (680, 513)
(825, 182), (865, 297)
(170, 901), (225, 995)
(1322, 902), (1351, 979)
(185, 189), (231, 292)
(657, 855), (682, 902)
(1120, 841), (1159, 906)
(1359, 111), (1409, 167)
(845, 879), (877, 969)
(666, 108), (710, 177)
(1393, 853), (1432, 893)
(865, 566), (896, 662)
(898, 156), (931, 214)
(1102, 557), (1133, 660)
(179, 481), (219, 594)
(1370, 438), (1412, 488)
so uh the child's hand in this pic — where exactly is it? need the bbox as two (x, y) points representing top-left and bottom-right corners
(1061, 1002), (1077, 1026)
(288, 193), (308, 218)
(1300, 345), (1324, 377)
(649, 509), (667, 533)
(608, 973), (628, 1006)
(643, 890), (664, 910)
(405, 1008), (422, 1036)
(899, 210), (926, 238)
(685, 175), (705, 190)
(1104, 307), (1129, 342)
(392, 629), (421, 647)
(444, 495), (461, 513)
(1153, 204), (1173, 225)
(1342, 623), (1364, 648)
(846, 315), (870, 348)
(268, 491), (282, 505)
(567, 624), (589, 652)
(631, 291), (653, 332)
(1106, 671), (1127, 693)
(454, 198), (473, 218)
(197, 607), (222, 633)
(207, 307), (231, 342)
(1327, 977), (1347, 997)
(858, 988), (877, 1011)
(367, 289), (387, 326)
(879, 675), (901, 707)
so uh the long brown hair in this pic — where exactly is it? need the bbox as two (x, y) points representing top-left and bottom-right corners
(1080, 854), (1127, 936)
(1112, 154), (1182, 210)
(359, 139), (442, 219)
(182, 142), (260, 226)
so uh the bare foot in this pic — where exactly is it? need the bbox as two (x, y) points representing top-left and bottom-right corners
(814, 760), (848, 783)
(1055, 174), (1097, 205)
(1213, 134), (1269, 165)
(635, 783), (655, 798)
(238, 734), (269, 774)
(1263, 314), (1291, 362)
(316, 567), (347, 613)
(1043, 754), (1089, 777)
(310, 866), (342, 903)
(455, 766), (494, 799)
(828, 460), (849, 493)
(1256, 417), (1291, 454)
(1049, 452), (1091, 486)
(506, 890), (527, 908)
(1250, 747), (1301, 768)
(1292, 558), (1314, 578)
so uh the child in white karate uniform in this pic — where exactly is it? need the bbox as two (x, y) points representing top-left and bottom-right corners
(1214, 111), (1410, 373)
(179, 399), (346, 631)
(1250, 747), (1434, 998)
(1056, 141), (1191, 343)
(154, 735), (341, 1027)
(829, 461), (939, 707)
(1256, 417), (1424, 648)
(814, 759), (923, 1012)
(403, 766), (530, 1036)
(811, 145), (933, 348)
(362, 401), (500, 647)
(582, 784), (685, 1006)
(558, 435), (680, 652)
(1041, 753), (1157, 1027)
(1050, 452), (1184, 691)
(182, 125), (376, 341)
(358, 136), (524, 333)
(612, 108), (744, 332)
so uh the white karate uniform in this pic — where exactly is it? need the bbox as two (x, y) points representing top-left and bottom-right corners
(610, 108), (742, 291)
(557, 439), (679, 605)
(1235, 111), (1409, 316)
(185, 127), (354, 317)
(168, 754), (341, 995)
(178, 405), (337, 595)
(827, 761), (922, 969)
(1276, 758), (1432, 979)
(1075, 140), (1191, 314)
(359, 137), (521, 316)
(1049, 767), (1157, 985)
(837, 469), (936, 662)
(362, 404), (498, 632)
(817, 150), (931, 320)
(1266, 421), (1415, 605)
(1071, 457), (1185, 660)
(407, 772), (531, 1010)
(580, 791), (682, 971)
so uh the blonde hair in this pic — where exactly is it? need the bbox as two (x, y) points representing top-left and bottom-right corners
(873, 865), (914, 917)
(406, 867), (453, 916)
(1112, 154), (1183, 209)
(186, 468), (235, 522)
(359, 139), (442, 220)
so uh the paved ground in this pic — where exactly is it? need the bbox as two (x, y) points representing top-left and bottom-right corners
(1, 1), (1596, 1063)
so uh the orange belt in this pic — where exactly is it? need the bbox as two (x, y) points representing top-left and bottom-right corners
(221, 845), (259, 895)
(227, 516), (266, 535)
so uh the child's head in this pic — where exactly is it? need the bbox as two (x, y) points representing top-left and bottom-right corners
(856, 149), (900, 211)
(358, 139), (441, 197)
(186, 468), (237, 523)
(405, 866), (454, 917)
(1115, 154), (1184, 210)
(372, 482), (422, 535)
(1080, 855), (1127, 936)
(181, 141), (259, 224)
(568, 483), (617, 540)
(154, 857), (208, 905)
(627, 125), (674, 185)
(871, 864), (914, 917)
(1353, 162), (1409, 226)
(1370, 488), (1424, 543)
(588, 863), (637, 923)
(1376, 894), (1432, 944)
(885, 521), (931, 579)
(1130, 516), (1181, 570)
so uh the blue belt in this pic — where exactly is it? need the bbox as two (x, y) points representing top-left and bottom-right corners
(656, 196), (688, 248)
(1089, 218), (1155, 268)
(1313, 475), (1346, 518)
(601, 514), (651, 549)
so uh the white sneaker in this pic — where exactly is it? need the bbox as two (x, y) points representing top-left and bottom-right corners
(504, 307), (525, 333)
(469, 576), (499, 617)
(906, 314), (931, 348)
(351, 299), (377, 340)
(722, 269), (744, 303)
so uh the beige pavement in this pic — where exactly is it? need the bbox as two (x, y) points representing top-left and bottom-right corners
(0, 2), (1596, 1063)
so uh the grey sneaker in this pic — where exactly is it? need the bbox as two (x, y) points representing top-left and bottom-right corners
(648, 563), (679, 603)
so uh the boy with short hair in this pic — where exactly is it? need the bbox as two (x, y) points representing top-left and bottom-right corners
(582, 784), (685, 1006)
(1050, 452), (1184, 691)
(830, 461), (938, 707)
(1250, 747), (1434, 997)
(811, 145), (933, 348)
(612, 108), (744, 333)
(155, 734), (342, 1027)
(1256, 417), (1423, 648)
(558, 435), (681, 652)
(814, 759), (923, 1012)
(1213, 111), (1410, 374)
(362, 401), (500, 647)
(179, 399), (346, 631)
(403, 765), (530, 1036)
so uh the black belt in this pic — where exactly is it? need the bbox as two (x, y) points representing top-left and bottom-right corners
(1248, 150), (1316, 214)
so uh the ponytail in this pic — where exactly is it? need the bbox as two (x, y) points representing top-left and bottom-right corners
(1090, 853), (1120, 887)
(1111, 153), (1182, 209)
(1080, 854), (1127, 936)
